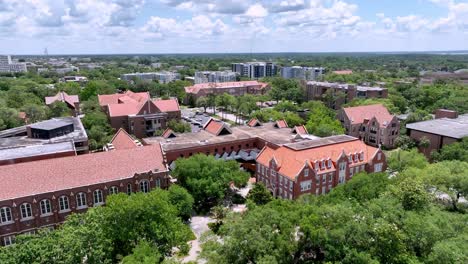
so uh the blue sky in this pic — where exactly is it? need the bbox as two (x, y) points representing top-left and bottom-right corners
(0, 0), (467, 54)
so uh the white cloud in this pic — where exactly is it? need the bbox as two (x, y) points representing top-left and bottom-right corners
(245, 4), (268, 18)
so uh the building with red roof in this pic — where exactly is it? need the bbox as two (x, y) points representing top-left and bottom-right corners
(98, 91), (181, 138)
(45, 91), (80, 116)
(256, 135), (386, 200)
(274, 120), (288, 129)
(332, 70), (353, 75)
(184, 81), (270, 104)
(338, 104), (400, 148)
(0, 144), (169, 246)
(292, 125), (308, 135)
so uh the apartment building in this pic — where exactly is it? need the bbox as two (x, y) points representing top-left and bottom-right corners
(256, 135), (387, 200)
(305, 81), (388, 109)
(281, 66), (324, 80)
(406, 111), (468, 158)
(98, 91), (181, 138)
(194, 71), (238, 84)
(338, 104), (400, 149)
(184, 81), (270, 103)
(121, 71), (180, 84)
(0, 143), (169, 246)
(0, 55), (27, 73)
(231, 62), (277, 79)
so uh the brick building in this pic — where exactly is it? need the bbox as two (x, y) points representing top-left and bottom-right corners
(304, 81), (388, 109)
(406, 112), (468, 158)
(256, 135), (387, 200)
(184, 81), (270, 104)
(0, 117), (89, 165)
(45, 91), (81, 116)
(0, 143), (169, 246)
(98, 91), (181, 138)
(338, 104), (400, 148)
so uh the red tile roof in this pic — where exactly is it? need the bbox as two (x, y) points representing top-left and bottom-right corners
(247, 118), (262, 127)
(45, 92), (80, 109)
(0, 145), (166, 201)
(343, 104), (395, 127)
(293, 125), (308, 135)
(185, 81), (269, 94)
(162, 128), (176, 139)
(109, 128), (139, 150)
(204, 119), (232, 136)
(98, 91), (149, 106)
(257, 136), (379, 180)
(275, 120), (288, 128)
(153, 98), (180, 112)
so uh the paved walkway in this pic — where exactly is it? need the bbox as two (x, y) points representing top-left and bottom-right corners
(182, 216), (214, 263)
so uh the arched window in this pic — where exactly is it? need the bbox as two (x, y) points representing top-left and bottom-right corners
(93, 189), (104, 205)
(20, 203), (33, 219)
(139, 180), (150, 193)
(58, 196), (69, 212)
(0, 207), (13, 224)
(109, 186), (119, 195)
(40, 199), (52, 215)
(76, 192), (87, 208)
(127, 183), (132, 195)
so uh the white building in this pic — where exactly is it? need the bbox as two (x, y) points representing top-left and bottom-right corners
(0, 55), (27, 73)
(232, 62), (277, 79)
(281, 66), (324, 80)
(194, 71), (238, 84)
(121, 71), (180, 84)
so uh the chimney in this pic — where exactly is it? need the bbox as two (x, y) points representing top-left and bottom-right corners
(434, 109), (458, 119)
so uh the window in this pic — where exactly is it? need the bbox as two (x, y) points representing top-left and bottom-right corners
(271, 169), (277, 177)
(304, 168), (309, 177)
(377, 152), (382, 160)
(59, 196), (69, 212)
(3, 236), (14, 246)
(0, 207), (12, 224)
(20, 203), (33, 219)
(359, 152), (364, 161)
(328, 173), (333, 182)
(156, 178), (161, 188)
(361, 165), (365, 171)
(339, 162), (346, 184)
(109, 186), (119, 195)
(40, 199), (52, 215)
(93, 189), (104, 205)
(350, 168), (354, 178)
(289, 181), (293, 191)
(374, 163), (383, 172)
(257, 165), (260, 173)
(300, 180), (312, 192)
(322, 175), (326, 184)
(348, 154), (353, 163)
(327, 159), (332, 168)
(321, 160), (325, 169)
(140, 180), (150, 193)
(76, 192), (87, 208)
(314, 161), (319, 171)
(127, 183), (132, 195)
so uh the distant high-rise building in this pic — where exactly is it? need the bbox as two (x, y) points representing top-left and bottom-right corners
(232, 62), (277, 79)
(281, 66), (324, 80)
(121, 71), (180, 84)
(194, 71), (238, 84)
(0, 55), (27, 73)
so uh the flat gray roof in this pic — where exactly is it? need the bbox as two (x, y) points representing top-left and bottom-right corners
(0, 141), (75, 161)
(285, 135), (356, 151)
(406, 114), (468, 139)
(29, 119), (73, 130)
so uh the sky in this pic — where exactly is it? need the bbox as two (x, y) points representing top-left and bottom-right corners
(0, 0), (467, 54)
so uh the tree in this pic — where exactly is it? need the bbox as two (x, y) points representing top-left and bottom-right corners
(173, 155), (250, 211)
(395, 178), (431, 211)
(196, 96), (209, 113)
(0, 107), (23, 130)
(22, 104), (48, 123)
(48, 101), (71, 118)
(122, 240), (162, 264)
(431, 137), (468, 162)
(215, 93), (235, 120)
(247, 183), (273, 205)
(167, 119), (191, 133)
(167, 185), (194, 221)
(387, 148), (429, 172)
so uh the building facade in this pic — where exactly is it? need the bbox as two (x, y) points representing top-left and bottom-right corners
(304, 81), (388, 109)
(338, 104), (400, 149)
(45, 91), (81, 116)
(121, 72), (180, 84)
(0, 55), (27, 73)
(98, 91), (181, 138)
(231, 62), (277, 79)
(184, 81), (270, 104)
(0, 144), (170, 246)
(194, 71), (238, 84)
(256, 135), (387, 200)
(281, 66), (324, 80)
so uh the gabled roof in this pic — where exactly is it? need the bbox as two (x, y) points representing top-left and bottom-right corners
(204, 119), (232, 136)
(256, 136), (379, 180)
(109, 128), (139, 150)
(292, 125), (308, 135)
(162, 128), (177, 139)
(274, 120), (288, 129)
(98, 91), (149, 106)
(153, 98), (180, 112)
(247, 118), (262, 127)
(343, 104), (395, 127)
(0, 145), (166, 201)
(45, 91), (80, 109)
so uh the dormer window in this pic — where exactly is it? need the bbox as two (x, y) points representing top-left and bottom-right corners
(359, 151), (364, 161)
(354, 152), (358, 162)
(321, 160), (325, 169)
(327, 159), (332, 168)
(348, 154), (352, 163)
(315, 161), (320, 171)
